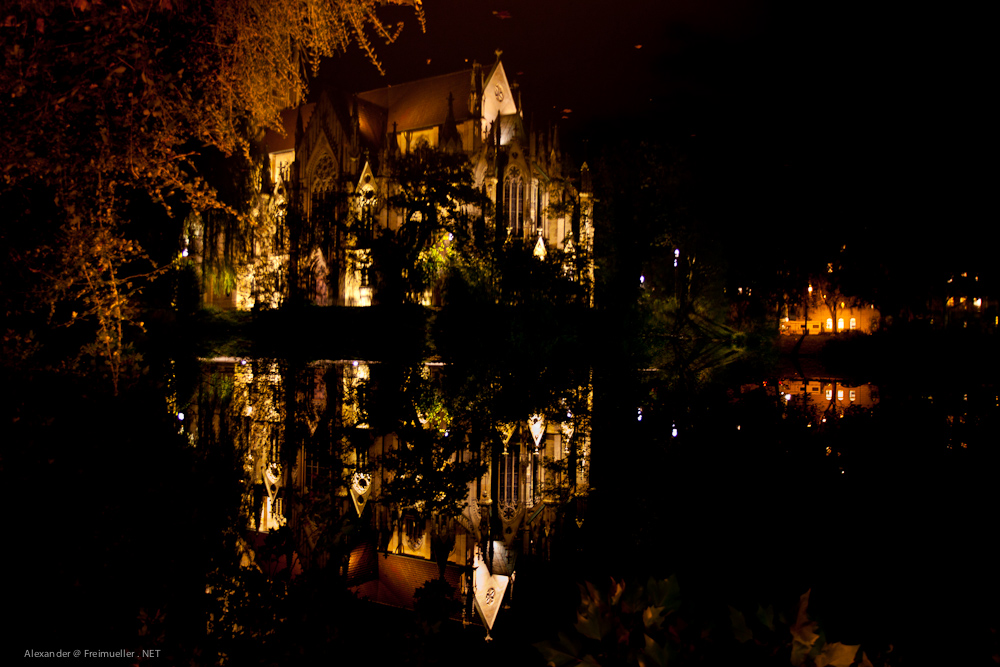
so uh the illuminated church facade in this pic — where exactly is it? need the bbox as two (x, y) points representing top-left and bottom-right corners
(210, 55), (593, 309)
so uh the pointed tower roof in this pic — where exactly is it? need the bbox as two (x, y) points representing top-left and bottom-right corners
(440, 92), (462, 152)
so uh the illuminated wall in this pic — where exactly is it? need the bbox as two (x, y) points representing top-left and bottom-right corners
(781, 304), (880, 335)
(778, 378), (879, 415)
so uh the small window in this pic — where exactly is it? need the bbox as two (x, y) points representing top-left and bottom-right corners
(826, 389), (833, 400)
(849, 390), (856, 402)
(850, 318), (857, 330)
(837, 390), (844, 400)
(838, 318), (844, 331)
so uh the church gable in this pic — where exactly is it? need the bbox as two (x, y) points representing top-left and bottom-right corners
(480, 59), (518, 140)
(300, 94), (350, 186)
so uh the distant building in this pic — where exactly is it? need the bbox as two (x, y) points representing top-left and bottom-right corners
(777, 377), (879, 415)
(935, 272), (993, 329)
(779, 305), (880, 335)
(780, 282), (879, 335)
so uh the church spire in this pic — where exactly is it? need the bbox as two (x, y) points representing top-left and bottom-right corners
(441, 92), (462, 153)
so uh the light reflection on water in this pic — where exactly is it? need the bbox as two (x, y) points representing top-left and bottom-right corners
(183, 357), (593, 629)
(177, 353), (997, 646)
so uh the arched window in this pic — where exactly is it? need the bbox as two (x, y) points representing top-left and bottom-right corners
(503, 167), (525, 236)
(359, 188), (376, 242)
(499, 443), (520, 505)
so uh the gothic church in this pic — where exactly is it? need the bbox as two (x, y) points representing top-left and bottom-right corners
(240, 54), (594, 308)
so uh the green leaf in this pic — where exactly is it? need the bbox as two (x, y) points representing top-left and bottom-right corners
(755, 604), (774, 631)
(575, 603), (607, 641)
(643, 605), (666, 630)
(646, 575), (681, 612)
(642, 634), (670, 667)
(790, 590), (820, 666)
(729, 606), (753, 643)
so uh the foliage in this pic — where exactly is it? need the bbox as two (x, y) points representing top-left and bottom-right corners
(1, 0), (424, 385)
(368, 144), (590, 307)
(371, 363), (487, 518)
(371, 144), (487, 303)
(413, 577), (463, 633)
(536, 579), (883, 667)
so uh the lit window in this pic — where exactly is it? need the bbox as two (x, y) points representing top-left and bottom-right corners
(850, 318), (857, 330)
(826, 318), (833, 331)
(837, 390), (844, 400)
(826, 389), (833, 400)
(838, 318), (844, 331)
(974, 298), (982, 308)
(503, 167), (525, 236)
(946, 297), (954, 307)
(849, 390), (856, 401)
(499, 444), (520, 504)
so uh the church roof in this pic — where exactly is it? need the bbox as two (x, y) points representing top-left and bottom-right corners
(356, 97), (388, 152)
(358, 70), (475, 134)
(349, 550), (464, 616)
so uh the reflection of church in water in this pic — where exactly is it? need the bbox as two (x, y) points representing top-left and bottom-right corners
(186, 358), (591, 634)
(199, 53), (593, 309)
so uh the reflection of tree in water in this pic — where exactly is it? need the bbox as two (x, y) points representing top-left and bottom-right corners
(188, 355), (596, 584)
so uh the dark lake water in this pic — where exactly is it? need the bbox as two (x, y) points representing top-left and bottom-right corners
(15, 331), (997, 664)
(172, 342), (998, 663)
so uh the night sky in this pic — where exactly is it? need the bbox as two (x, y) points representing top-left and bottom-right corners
(320, 1), (991, 275)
